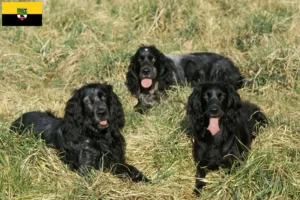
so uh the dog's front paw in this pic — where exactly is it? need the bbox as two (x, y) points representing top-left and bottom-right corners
(153, 90), (163, 101)
(134, 103), (149, 114)
(78, 166), (91, 176)
(142, 176), (152, 183)
(132, 172), (152, 183)
(193, 188), (202, 196)
(193, 181), (205, 196)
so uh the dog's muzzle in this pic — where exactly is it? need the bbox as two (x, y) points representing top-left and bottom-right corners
(208, 105), (220, 116)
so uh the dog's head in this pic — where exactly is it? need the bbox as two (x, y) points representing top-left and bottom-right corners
(126, 45), (166, 94)
(187, 82), (241, 136)
(62, 83), (125, 139)
(135, 46), (160, 83)
(80, 84), (112, 130)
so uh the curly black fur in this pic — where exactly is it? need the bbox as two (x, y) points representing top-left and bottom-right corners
(186, 83), (267, 195)
(10, 83), (150, 182)
(126, 45), (245, 112)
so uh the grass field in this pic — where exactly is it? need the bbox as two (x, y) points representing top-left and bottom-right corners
(0, 0), (299, 199)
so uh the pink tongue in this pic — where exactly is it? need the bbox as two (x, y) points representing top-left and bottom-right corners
(99, 120), (108, 126)
(141, 78), (152, 88)
(207, 118), (220, 136)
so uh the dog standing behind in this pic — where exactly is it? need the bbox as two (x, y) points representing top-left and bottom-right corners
(125, 45), (245, 112)
(10, 83), (150, 182)
(186, 82), (267, 195)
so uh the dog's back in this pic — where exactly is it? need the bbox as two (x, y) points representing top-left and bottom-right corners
(10, 111), (61, 146)
(166, 52), (244, 89)
(241, 102), (268, 138)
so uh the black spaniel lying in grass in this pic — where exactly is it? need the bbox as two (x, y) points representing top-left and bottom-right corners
(10, 83), (150, 182)
(125, 45), (244, 112)
(186, 82), (267, 195)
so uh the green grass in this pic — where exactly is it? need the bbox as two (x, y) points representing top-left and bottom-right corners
(1, 0), (299, 199)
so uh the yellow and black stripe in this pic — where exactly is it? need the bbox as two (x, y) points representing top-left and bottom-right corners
(2, 2), (42, 26)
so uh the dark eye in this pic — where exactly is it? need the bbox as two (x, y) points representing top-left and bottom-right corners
(138, 56), (144, 62)
(100, 96), (106, 101)
(151, 57), (156, 62)
(220, 95), (226, 100)
(86, 99), (92, 104)
(203, 94), (209, 100)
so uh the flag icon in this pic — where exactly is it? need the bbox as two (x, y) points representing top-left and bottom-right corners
(17, 8), (27, 21)
(2, 2), (42, 26)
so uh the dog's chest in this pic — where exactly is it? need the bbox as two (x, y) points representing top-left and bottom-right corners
(202, 132), (237, 167)
(88, 137), (123, 159)
(204, 139), (224, 161)
(93, 138), (115, 151)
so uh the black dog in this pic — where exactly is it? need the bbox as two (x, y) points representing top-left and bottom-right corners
(10, 83), (150, 182)
(126, 45), (244, 112)
(186, 82), (267, 195)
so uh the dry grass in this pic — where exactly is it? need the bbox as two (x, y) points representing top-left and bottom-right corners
(0, 0), (299, 199)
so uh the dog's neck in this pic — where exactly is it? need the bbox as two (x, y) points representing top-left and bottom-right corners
(84, 125), (111, 139)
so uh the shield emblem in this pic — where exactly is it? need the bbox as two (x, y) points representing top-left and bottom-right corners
(17, 8), (27, 20)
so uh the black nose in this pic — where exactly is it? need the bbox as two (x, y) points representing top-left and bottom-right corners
(142, 68), (151, 75)
(97, 108), (107, 116)
(209, 106), (219, 115)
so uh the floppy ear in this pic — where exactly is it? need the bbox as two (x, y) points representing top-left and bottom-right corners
(125, 55), (140, 96)
(226, 84), (242, 112)
(107, 85), (125, 130)
(157, 52), (176, 91)
(61, 88), (84, 141)
(186, 85), (205, 130)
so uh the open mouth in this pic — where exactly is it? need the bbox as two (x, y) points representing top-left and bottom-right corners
(207, 117), (220, 136)
(98, 120), (108, 128)
(141, 78), (152, 88)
